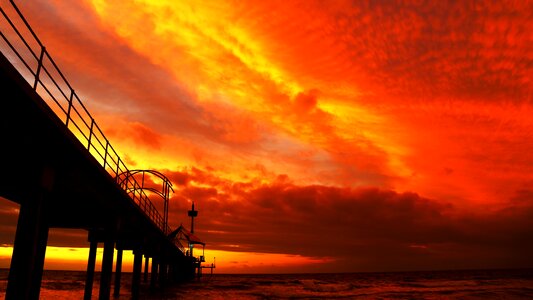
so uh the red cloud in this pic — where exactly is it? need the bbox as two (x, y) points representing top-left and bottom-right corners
(164, 169), (533, 271)
(105, 121), (163, 150)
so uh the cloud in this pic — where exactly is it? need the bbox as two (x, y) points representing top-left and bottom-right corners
(1, 168), (532, 271)
(163, 169), (533, 271)
(105, 120), (163, 150)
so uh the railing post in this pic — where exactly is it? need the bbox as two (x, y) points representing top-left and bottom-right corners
(115, 159), (121, 180)
(87, 118), (94, 150)
(65, 89), (74, 126)
(33, 46), (45, 90)
(103, 140), (109, 169)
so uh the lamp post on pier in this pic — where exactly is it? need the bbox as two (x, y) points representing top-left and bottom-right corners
(188, 202), (198, 257)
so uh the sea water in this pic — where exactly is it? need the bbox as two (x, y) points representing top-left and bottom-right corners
(1, 269), (532, 299)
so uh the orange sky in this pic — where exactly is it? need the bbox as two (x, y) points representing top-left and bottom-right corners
(0, 0), (532, 273)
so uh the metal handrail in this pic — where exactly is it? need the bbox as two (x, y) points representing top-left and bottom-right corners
(0, 1), (171, 235)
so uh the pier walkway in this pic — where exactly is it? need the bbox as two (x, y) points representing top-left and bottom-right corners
(0, 1), (197, 299)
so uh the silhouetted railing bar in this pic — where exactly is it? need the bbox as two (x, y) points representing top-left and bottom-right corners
(38, 69), (68, 114)
(87, 118), (94, 150)
(103, 143), (108, 168)
(0, 30), (35, 75)
(33, 46), (44, 89)
(107, 154), (117, 173)
(94, 148), (105, 161)
(122, 164), (130, 178)
(73, 90), (82, 104)
(35, 79), (59, 107)
(95, 137), (105, 153)
(65, 89), (74, 125)
(119, 162), (126, 176)
(43, 51), (74, 92)
(93, 122), (105, 141)
(92, 148), (103, 161)
(70, 103), (91, 130)
(68, 113), (89, 142)
(38, 81), (67, 116)
(115, 158), (121, 180)
(77, 97), (92, 119)
(107, 149), (114, 165)
(108, 145), (118, 163)
(71, 122), (88, 143)
(76, 106), (91, 130)
(0, 6), (39, 60)
(9, 0), (43, 47)
(90, 136), (105, 161)
(1, 2), (171, 235)
(40, 63), (70, 101)
(93, 130), (107, 156)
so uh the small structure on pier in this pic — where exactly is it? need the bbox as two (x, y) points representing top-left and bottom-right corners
(117, 169), (174, 233)
(169, 202), (214, 278)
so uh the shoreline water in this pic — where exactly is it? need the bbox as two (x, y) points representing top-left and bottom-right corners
(1, 268), (533, 299)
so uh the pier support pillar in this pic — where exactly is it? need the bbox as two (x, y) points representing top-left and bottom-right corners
(131, 251), (143, 299)
(113, 248), (123, 297)
(150, 257), (158, 291)
(98, 238), (114, 300)
(197, 262), (202, 279)
(168, 263), (173, 282)
(169, 261), (177, 282)
(159, 260), (167, 288)
(6, 168), (52, 300)
(143, 256), (149, 283)
(83, 237), (98, 300)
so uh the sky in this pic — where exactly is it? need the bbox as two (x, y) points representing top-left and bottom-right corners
(0, 0), (532, 273)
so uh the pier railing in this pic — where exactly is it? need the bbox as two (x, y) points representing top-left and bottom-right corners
(0, 1), (171, 235)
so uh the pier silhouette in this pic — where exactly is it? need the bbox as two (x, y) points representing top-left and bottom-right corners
(0, 1), (204, 299)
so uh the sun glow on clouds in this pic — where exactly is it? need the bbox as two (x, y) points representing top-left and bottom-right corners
(0, 246), (129, 271)
(90, 1), (414, 192)
(0, 246), (329, 274)
(91, 0), (300, 102)
(202, 249), (333, 274)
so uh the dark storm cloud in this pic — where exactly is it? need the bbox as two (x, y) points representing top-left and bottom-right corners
(165, 169), (533, 271)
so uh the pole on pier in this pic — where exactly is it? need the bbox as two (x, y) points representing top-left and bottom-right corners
(197, 261), (202, 279)
(131, 251), (143, 299)
(6, 167), (53, 300)
(98, 238), (114, 300)
(113, 248), (123, 297)
(83, 236), (98, 300)
(143, 255), (149, 283)
(150, 256), (158, 291)
(188, 202), (198, 234)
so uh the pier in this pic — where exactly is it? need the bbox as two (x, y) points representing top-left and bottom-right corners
(0, 1), (202, 299)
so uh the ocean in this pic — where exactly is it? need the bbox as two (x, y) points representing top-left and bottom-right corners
(1, 269), (532, 299)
